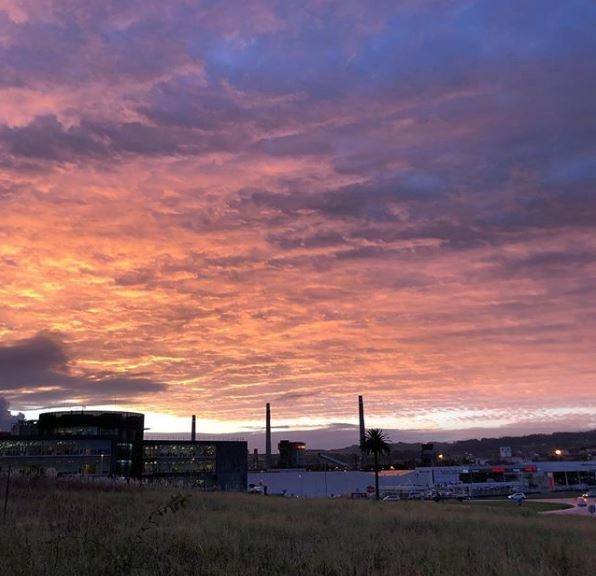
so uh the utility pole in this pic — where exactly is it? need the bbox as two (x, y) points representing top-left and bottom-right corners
(3, 465), (11, 522)
(358, 395), (366, 468)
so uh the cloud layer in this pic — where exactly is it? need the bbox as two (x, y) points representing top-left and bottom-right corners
(0, 396), (23, 431)
(0, 333), (167, 407)
(0, 1), (595, 433)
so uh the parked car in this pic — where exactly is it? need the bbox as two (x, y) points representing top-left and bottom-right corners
(382, 495), (400, 502)
(508, 492), (526, 504)
(248, 484), (265, 495)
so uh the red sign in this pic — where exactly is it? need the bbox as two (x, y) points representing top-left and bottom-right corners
(490, 466), (505, 473)
(523, 465), (537, 473)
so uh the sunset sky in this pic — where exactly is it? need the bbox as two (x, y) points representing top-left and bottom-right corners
(1, 1), (595, 445)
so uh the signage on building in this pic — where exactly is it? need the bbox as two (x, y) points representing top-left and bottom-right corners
(499, 446), (512, 459)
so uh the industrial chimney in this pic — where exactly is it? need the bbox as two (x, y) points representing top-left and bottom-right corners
(265, 403), (272, 469)
(358, 395), (366, 449)
(191, 414), (196, 442)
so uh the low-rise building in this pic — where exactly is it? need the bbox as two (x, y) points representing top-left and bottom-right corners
(142, 440), (247, 490)
(0, 410), (247, 491)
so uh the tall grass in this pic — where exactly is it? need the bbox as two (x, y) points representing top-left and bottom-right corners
(0, 481), (594, 576)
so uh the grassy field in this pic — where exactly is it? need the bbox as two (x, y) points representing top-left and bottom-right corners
(1, 481), (594, 576)
(466, 500), (574, 513)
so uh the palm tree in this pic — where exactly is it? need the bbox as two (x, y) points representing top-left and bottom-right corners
(363, 428), (391, 500)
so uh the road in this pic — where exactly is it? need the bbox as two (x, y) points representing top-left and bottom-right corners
(537, 498), (595, 517)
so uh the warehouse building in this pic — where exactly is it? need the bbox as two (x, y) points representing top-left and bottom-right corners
(379, 460), (596, 497)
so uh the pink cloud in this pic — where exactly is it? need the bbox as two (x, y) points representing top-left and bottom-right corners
(0, 1), (595, 433)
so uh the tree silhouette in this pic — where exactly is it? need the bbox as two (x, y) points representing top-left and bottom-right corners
(363, 428), (391, 500)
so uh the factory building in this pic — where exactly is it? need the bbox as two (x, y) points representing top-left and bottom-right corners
(260, 402), (306, 470)
(277, 440), (306, 469)
(0, 410), (247, 490)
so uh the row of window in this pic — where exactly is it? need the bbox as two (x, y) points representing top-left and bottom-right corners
(143, 460), (216, 474)
(51, 427), (140, 439)
(143, 444), (216, 459)
(1, 458), (110, 475)
(552, 471), (596, 485)
(0, 440), (111, 457)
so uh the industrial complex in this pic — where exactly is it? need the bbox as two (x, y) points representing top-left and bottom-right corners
(0, 398), (595, 498)
(249, 397), (596, 498)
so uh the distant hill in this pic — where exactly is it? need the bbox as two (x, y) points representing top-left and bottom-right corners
(316, 429), (596, 462)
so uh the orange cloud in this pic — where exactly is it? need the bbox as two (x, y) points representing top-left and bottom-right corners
(1, 0), (595, 435)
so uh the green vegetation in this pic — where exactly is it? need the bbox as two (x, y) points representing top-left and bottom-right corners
(465, 500), (574, 513)
(1, 482), (594, 576)
(363, 428), (391, 500)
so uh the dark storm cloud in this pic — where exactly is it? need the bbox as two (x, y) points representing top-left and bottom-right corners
(487, 249), (596, 280)
(0, 115), (200, 161)
(0, 396), (24, 431)
(267, 230), (347, 250)
(0, 116), (104, 160)
(0, 332), (67, 379)
(0, 2), (198, 88)
(0, 333), (167, 408)
(240, 173), (446, 224)
(3, 0), (596, 199)
(502, 191), (596, 231)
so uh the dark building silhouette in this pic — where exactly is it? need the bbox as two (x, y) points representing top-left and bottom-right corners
(0, 410), (247, 489)
(421, 442), (436, 466)
(278, 440), (306, 468)
(11, 419), (39, 437)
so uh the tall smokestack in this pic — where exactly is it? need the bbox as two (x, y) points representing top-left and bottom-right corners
(265, 403), (272, 469)
(358, 395), (366, 449)
(191, 415), (196, 442)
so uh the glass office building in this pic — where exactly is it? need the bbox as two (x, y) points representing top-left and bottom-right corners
(142, 440), (247, 490)
(0, 438), (112, 475)
(0, 410), (247, 490)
